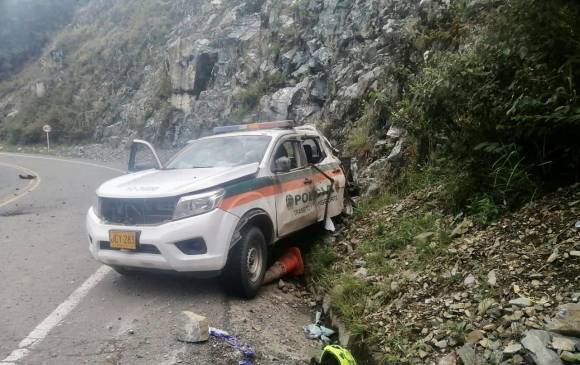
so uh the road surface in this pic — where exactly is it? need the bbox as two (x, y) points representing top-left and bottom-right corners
(0, 153), (317, 365)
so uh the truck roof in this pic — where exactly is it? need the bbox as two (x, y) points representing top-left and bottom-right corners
(200, 126), (320, 140)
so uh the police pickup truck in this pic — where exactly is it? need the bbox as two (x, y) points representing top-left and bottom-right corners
(86, 121), (347, 297)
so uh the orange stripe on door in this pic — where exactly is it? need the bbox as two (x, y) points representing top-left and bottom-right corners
(219, 170), (344, 211)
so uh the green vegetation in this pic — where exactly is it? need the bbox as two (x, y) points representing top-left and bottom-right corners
(307, 192), (452, 362)
(345, 0), (580, 222)
(344, 91), (390, 156)
(0, 0), (180, 144)
(393, 0), (580, 213)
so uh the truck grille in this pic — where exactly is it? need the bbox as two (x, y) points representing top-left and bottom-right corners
(99, 197), (178, 225)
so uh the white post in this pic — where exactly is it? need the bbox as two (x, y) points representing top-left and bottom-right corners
(46, 132), (50, 151)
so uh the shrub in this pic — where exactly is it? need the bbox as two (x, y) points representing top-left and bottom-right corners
(394, 0), (580, 213)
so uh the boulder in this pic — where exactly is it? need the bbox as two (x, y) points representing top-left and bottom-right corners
(175, 311), (209, 343)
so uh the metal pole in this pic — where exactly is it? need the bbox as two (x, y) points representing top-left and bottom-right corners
(46, 132), (50, 151)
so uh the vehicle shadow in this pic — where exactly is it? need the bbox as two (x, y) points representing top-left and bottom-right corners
(108, 270), (226, 299)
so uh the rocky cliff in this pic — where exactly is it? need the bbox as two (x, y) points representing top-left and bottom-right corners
(0, 0), (452, 149)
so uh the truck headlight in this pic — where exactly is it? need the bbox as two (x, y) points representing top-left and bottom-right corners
(173, 189), (225, 220)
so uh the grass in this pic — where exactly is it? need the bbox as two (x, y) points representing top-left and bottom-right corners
(303, 188), (455, 360)
(353, 192), (399, 218)
(304, 241), (337, 282)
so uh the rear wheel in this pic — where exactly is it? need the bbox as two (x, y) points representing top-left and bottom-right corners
(222, 226), (267, 299)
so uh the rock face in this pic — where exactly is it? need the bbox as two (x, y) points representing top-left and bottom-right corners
(175, 311), (209, 343)
(0, 0), (446, 150)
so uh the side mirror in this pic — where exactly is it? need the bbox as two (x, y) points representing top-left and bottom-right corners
(273, 157), (291, 173)
(128, 139), (163, 172)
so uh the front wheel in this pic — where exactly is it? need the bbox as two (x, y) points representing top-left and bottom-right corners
(222, 226), (267, 299)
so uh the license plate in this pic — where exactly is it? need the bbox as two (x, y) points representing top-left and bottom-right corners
(109, 230), (139, 250)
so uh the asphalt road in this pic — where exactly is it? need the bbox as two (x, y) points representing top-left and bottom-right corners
(0, 154), (231, 364)
(0, 153), (317, 365)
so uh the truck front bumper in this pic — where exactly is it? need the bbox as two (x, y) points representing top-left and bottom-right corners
(86, 207), (239, 272)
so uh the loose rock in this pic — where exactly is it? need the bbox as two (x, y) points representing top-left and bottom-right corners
(510, 297), (533, 307)
(176, 311), (209, 343)
(547, 303), (580, 337)
(521, 330), (563, 365)
(503, 343), (522, 355)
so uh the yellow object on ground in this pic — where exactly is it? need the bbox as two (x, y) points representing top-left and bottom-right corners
(320, 345), (357, 365)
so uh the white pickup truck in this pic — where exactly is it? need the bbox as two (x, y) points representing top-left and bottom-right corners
(86, 121), (347, 297)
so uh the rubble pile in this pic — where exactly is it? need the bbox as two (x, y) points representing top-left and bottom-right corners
(321, 184), (580, 364)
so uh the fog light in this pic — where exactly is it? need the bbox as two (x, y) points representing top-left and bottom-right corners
(175, 238), (207, 255)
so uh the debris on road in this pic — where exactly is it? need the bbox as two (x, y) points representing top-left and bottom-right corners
(176, 311), (209, 343)
(303, 312), (335, 343)
(262, 247), (304, 285)
(209, 327), (255, 365)
(303, 323), (335, 343)
(18, 173), (36, 180)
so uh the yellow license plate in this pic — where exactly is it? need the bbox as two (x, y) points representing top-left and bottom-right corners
(109, 231), (139, 250)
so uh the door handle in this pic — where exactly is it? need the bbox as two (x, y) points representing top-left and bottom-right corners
(303, 178), (313, 185)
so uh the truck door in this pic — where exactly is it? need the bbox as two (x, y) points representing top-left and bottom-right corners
(302, 136), (345, 221)
(271, 138), (318, 237)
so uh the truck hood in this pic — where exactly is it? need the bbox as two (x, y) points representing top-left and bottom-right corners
(96, 163), (259, 198)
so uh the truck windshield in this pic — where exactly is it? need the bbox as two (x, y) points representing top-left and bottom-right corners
(166, 135), (272, 169)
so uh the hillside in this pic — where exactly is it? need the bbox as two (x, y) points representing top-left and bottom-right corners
(0, 0), (436, 146)
(0, 0), (81, 78)
(0, 0), (579, 363)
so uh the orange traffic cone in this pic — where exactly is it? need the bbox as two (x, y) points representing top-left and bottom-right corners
(262, 247), (304, 284)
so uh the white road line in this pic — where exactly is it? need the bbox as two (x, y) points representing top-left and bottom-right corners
(0, 162), (42, 208)
(0, 266), (112, 364)
(0, 153), (121, 364)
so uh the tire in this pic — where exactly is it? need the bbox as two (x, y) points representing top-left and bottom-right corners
(222, 226), (267, 299)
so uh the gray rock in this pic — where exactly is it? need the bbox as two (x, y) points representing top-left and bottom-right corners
(570, 250), (580, 257)
(451, 219), (473, 238)
(322, 294), (332, 314)
(487, 270), (497, 287)
(438, 352), (457, 365)
(386, 126), (406, 139)
(547, 303), (580, 337)
(354, 267), (368, 279)
(510, 297), (533, 307)
(175, 311), (209, 343)
(521, 330), (563, 365)
(550, 336), (577, 352)
(386, 138), (405, 163)
(503, 343), (522, 355)
(434, 339), (448, 349)
(457, 344), (477, 365)
(464, 274), (477, 287)
(560, 351), (580, 363)
(390, 281), (400, 293)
